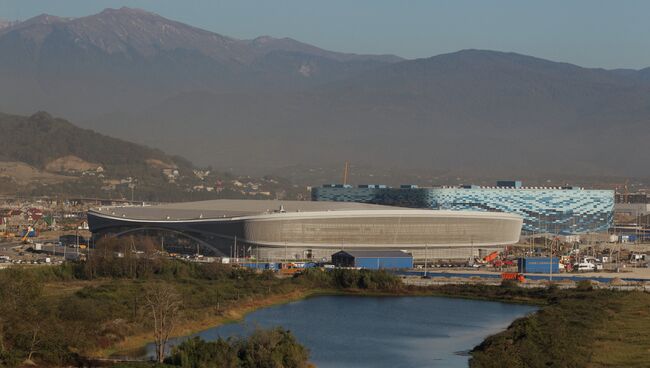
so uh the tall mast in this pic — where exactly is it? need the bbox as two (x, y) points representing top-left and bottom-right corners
(342, 161), (350, 185)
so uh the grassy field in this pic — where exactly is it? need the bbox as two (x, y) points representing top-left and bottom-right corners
(469, 283), (650, 368)
(589, 292), (650, 367)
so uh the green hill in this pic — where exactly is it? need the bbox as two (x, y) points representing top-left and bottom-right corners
(0, 111), (197, 201)
(0, 111), (303, 202)
(0, 111), (191, 177)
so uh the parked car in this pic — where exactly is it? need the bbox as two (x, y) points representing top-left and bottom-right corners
(574, 262), (595, 272)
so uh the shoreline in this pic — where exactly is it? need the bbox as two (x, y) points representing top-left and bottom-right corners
(103, 285), (545, 359)
(102, 287), (318, 358)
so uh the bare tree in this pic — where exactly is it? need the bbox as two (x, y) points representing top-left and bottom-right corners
(143, 284), (182, 363)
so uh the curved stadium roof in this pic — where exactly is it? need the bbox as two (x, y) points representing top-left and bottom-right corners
(89, 199), (522, 222)
(90, 199), (415, 221)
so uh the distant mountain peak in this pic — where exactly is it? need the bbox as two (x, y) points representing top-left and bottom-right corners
(100, 6), (154, 15)
(24, 13), (69, 24)
(0, 18), (16, 30)
(252, 35), (275, 43)
(0, 7), (401, 65)
(29, 111), (54, 121)
(0, 13), (69, 35)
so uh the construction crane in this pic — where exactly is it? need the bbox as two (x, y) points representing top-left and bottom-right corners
(613, 180), (630, 203)
(483, 251), (499, 263)
(20, 218), (41, 244)
(20, 225), (35, 243)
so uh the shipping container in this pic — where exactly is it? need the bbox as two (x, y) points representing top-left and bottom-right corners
(518, 257), (559, 274)
(240, 262), (280, 270)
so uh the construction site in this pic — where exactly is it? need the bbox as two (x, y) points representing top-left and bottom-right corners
(1, 188), (650, 288)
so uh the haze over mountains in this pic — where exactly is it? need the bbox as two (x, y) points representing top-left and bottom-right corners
(1, 7), (649, 180)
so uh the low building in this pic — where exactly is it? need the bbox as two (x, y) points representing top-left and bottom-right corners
(332, 250), (413, 269)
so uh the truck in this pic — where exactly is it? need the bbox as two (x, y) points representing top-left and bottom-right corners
(483, 251), (499, 263)
(630, 254), (646, 262)
(59, 234), (88, 248)
(278, 262), (302, 275)
(501, 272), (525, 282)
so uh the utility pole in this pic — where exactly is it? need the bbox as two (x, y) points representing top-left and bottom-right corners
(470, 237), (474, 266)
(424, 243), (428, 277)
(549, 233), (553, 282)
(87, 234), (92, 263)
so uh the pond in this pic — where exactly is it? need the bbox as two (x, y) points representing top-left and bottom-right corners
(150, 295), (537, 367)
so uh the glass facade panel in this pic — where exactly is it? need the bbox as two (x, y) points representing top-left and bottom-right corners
(312, 186), (614, 234)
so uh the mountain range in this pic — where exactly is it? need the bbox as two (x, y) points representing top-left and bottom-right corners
(1, 7), (649, 181)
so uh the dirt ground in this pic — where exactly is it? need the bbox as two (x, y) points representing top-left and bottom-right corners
(427, 267), (650, 280)
(0, 161), (74, 185)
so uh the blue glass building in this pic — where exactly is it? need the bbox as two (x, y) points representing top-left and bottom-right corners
(312, 183), (614, 234)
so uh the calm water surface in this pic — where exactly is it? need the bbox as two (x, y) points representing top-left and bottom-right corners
(153, 296), (536, 368)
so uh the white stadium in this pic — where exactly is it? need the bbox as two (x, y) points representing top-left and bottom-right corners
(87, 200), (523, 261)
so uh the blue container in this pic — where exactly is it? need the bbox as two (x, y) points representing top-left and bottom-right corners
(332, 250), (413, 269)
(518, 257), (559, 274)
(355, 257), (413, 270)
(241, 262), (278, 270)
(21, 229), (37, 237)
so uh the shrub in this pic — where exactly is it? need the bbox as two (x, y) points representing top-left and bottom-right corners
(575, 280), (593, 291)
(166, 328), (309, 368)
(500, 279), (519, 289)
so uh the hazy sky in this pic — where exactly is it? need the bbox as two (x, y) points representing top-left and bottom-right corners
(1, 0), (648, 69)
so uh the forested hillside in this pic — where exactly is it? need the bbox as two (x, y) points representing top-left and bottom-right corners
(0, 111), (303, 201)
(0, 111), (191, 177)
